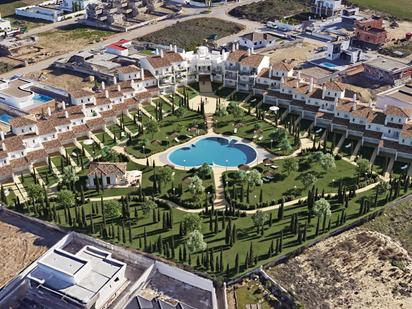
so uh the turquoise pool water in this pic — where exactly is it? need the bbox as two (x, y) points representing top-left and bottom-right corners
(168, 136), (257, 167)
(33, 93), (52, 103)
(0, 113), (14, 124)
(321, 62), (338, 69)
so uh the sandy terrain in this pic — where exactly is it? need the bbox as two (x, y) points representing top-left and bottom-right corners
(261, 41), (325, 65)
(266, 228), (412, 309)
(25, 69), (94, 91)
(0, 211), (64, 287)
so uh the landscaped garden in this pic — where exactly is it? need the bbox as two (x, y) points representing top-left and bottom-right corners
(3, 85), (412, 285)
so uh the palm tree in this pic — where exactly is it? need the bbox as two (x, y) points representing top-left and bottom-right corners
(62, 166), (79, 190)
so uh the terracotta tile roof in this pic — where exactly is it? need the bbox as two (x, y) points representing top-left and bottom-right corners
(69, 88), (94, 99)
(271, 61), (294, 72)
(96, 95), (112, 106)
(100, 109), (116, 119)
(37, 121), (56, 135)
(266, 90), (293, 100)
(0, 151), (8, 159)
(72, 124), (88, 134)
(26, 149), (48, 163)
(124, 97), (139, 107)
(3, 136), (24, 152)
(86, 117), (105, 129)
(49, 113), (71, 127)
(386, 105), (411, 118)
(227, 50), (265, 68)
(257, 68), (281, 80)
(57, 131), (75, 143)
(116, 64), (140, 74)
(87, 162), (127, 176)
(118, 80), (134, 91)
(324, 81), (346, 91)
(9, 115), (37, 128)
(112, 102), (128, 112)
(147, 52), (184, 69)
(352, 106), (373, 119)
(335, 100), (354, 112)
(367, 111), (386, 125)
(0, 165), (12, 177)
(309, 88), (335, 101)
(9, 157), (29, 170)
(42, 139), (61, 150)
(401, 123), (412, 138)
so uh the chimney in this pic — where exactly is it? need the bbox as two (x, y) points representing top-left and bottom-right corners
(101, 81), (105, 90)
(105, 89), (109, 98)
(113, 76), (117, 85)
(117, 84), (121, 92)
(232, 44), (235, 52)
(170, 44), (173, 51)
(47, 106), (51, 116)
(141, 68), (145, 80)
(280, 76), (284, 84)
(309, 77), (314, 93)
(236, 42), (239, 50)
(65, 110), (69, 118)
(62, 101), (66, 110)
(155, 48), (159, 55)
(174, 45), (177, 53)
(353, 93), (357, 103)
(322, 85), (326, 99)
(297, 71), (301, 80)
(0, 131), (4, 141)
(160, 49), (164, 58)
(269, 65), (272, 78)
(82, 103), (86, 112)
(247, 48), (251, 56)
(295, 79), (299, 88)
(2, 142), (5, 151)
(251, 47), (254, 54)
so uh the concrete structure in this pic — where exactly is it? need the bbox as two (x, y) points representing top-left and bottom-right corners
(0, 78), (55, 111)
(238, 32), (278, 50)
(325, 39), (363, 64)
(87, 161), (142, 187)
(311, 0), (342, 17)
(363, 57), (412, 85)
(354, 16), (388, 47)
(377, 83), (412, 111)
(0, 230), (219, 309)
(0, 16), (11, 32)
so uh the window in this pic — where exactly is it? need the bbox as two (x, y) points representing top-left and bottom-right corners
(388, 130), (391, 133)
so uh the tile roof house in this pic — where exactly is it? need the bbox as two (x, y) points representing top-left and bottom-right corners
(87, 162), (141, 188)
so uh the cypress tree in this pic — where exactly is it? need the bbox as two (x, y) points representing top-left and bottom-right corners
(278, 198), (284, 220)
(234, 253), (239, 273)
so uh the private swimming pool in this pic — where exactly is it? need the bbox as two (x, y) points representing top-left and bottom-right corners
(33, 93), (52, 103)
(321, 62), (338, 69)
(168, 136), (257, 168)
(0, 113), (14, 124)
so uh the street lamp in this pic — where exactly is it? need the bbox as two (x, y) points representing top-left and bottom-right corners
(225, 159), (228, 172)
(142, 145), (145, 157)
(183, 159), (186, 171)
(270, 139), (273, 148)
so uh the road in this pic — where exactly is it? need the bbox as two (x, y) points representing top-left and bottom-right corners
(0, 0), (264, 79)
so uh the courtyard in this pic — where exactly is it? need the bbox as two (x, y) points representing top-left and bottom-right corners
(3, 79), (412, 281)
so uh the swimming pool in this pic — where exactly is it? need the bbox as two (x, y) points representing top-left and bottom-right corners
(321, 62), (338, 69)
(33, 93), (52, 103)
(0, 113), (14, 124)
(168, 136), (257, 168)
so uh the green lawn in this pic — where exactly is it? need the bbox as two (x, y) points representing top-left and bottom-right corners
(13, 171), (406, 279)
(120, 114), (140, 134)
(126, 110), (206, 158)
(214, 113), (297, 155)
(224, 154), (358, 205)
(36, 165), (59, 186)
(95, 131), (116, 147)
(349, 0), (412, 20)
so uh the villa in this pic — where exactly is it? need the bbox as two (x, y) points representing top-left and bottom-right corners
(87, 162), (142, 188)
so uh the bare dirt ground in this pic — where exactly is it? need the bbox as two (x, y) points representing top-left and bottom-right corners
(266, 228), (412, 309)
(25, 68), (94, 91)
(0, 210), (64, 287)
(261, 40), (325, 65)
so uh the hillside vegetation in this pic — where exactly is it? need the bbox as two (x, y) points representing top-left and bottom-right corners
(349, 0), (412, 21)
